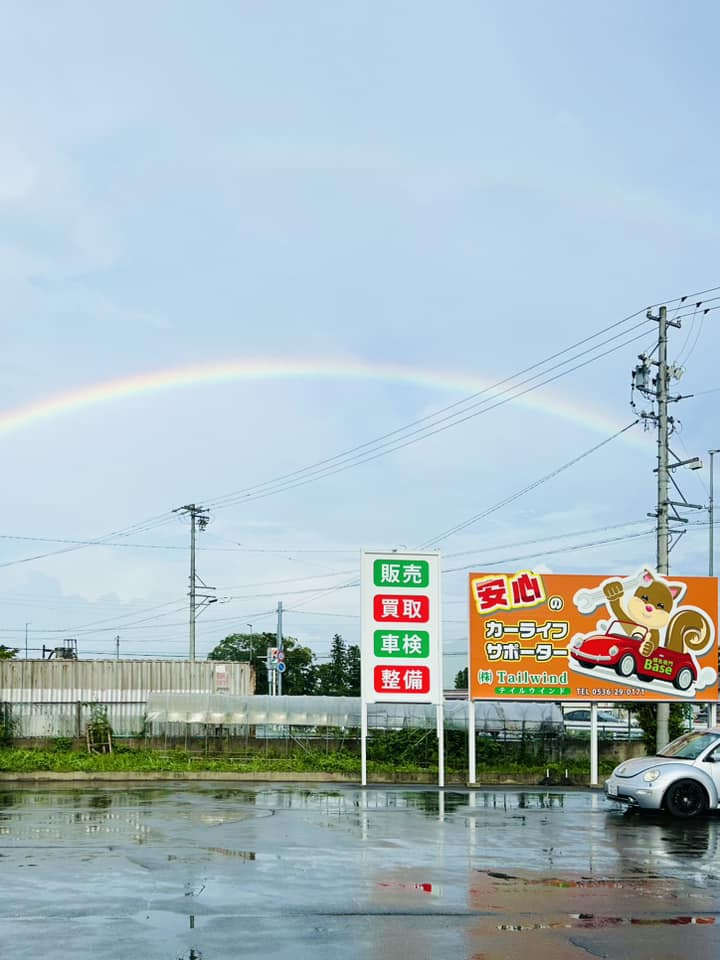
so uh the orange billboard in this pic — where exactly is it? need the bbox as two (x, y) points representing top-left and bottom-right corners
(468, 568), (718, 702)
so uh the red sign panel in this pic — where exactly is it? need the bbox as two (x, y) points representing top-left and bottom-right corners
(373, 594), (430, 623)
(374, 664), (431, 695)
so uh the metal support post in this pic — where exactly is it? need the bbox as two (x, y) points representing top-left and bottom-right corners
(361, 699), (368, 786)
(710, 449), (719, 576)
(590, 702), (599, 785)
(436, 701), (445, 789)
(276, 601), (283, 696)
(468, 697), (476, 785)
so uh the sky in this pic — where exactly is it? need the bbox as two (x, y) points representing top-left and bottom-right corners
(1, 1), (720, 685)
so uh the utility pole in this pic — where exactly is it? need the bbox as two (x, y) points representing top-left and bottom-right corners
(115, 634), (120, 660)
(710, 449), (719, 729)
(655, 307), (670, 575)
(276, 601), (283, 696)
(654, 305), (671, 752)
(633, 304), (703, 751)
(24, 622), (29, 659)
(173, 504), (216, 660)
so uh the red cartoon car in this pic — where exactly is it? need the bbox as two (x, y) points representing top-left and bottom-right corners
(570, 620), (697, 691)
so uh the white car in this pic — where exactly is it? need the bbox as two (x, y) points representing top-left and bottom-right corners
(606, 727), (720, 817)
(563, 708), (643, 739)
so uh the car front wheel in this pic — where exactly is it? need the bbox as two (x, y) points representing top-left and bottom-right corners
(674, 668), (694, 691)
(664, 779), (708, 818)
(616, 653), (636, 678)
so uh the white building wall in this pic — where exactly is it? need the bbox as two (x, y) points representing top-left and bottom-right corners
(0, 660), (253, 737)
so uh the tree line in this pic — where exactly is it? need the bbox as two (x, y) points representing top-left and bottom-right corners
(207, 631), (360, 697)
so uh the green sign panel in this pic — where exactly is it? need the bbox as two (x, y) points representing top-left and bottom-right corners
(373, 629), (430, 658)
(373, 558), (429, 589)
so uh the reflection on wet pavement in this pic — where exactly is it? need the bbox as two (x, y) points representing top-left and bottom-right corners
(1, 784), (720, 958)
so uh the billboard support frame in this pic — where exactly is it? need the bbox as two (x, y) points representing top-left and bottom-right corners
(436, 702), (445, 788)
(361, 699), (368, 787)
(590, 702), (599, 785)
(467, 698), (476, 785)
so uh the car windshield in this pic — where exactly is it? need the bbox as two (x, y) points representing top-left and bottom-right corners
(657, 730), (719, 760)
(609, 620), (647, 639)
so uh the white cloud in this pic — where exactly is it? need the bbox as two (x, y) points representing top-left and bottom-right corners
(695, 667), (716, 692)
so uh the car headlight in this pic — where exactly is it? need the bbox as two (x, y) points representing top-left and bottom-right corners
(643, 769), (660, 783)
(609, 645), (619, 657)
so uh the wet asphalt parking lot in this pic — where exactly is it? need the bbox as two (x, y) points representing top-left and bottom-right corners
(1, 783), (719, 959)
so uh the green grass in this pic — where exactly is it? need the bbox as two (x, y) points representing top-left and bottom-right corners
(0, 746), (614, 780)
(0, 747), (357, 774)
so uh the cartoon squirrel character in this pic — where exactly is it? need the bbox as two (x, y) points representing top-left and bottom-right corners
(603, 570), (710, 658)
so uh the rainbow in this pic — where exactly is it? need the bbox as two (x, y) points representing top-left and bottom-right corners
(0, 357), (651, 445)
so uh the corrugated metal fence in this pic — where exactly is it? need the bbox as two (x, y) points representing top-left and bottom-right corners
(0, 659), (253, 737)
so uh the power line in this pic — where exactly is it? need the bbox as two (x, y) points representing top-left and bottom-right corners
(203, 327), (654, 511)
(0, 510), (179, 569)
(18, 514), (714, 640)
(0, 533), (243, 551)
(215, 568), (356, 591)
(4, 286), (717, 574)
(225, 584), (356, 600)
(202, 284), (720, 513)
(418, 420), (640, 548)
(664, 303), (719, 324)
(225, 545), (358, 554)
(6, 606), (279, 638)
(208, 325), (653, 505)
(278, 421), (642, 617)
(689, 385), (720, 397)
(442, 518), (650, 559)
(12, 604), (190, 636)
(286, 526), (657, 618)
(284, 609), (361, 619)
(5, 522), (661, 634)
(442, 528), (655, 574)
(0, 327), (641, 567)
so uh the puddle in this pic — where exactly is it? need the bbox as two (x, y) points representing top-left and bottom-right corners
(204, 847), (256, 860)
(483, 870), (643, 889)
(498, 914), (716, 930)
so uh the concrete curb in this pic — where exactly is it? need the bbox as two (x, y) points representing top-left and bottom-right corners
(0, 771), (457, 784)
(0, 770), (597, 786)
(0, 771), (356, 783)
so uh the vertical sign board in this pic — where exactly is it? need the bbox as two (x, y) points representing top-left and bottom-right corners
(214, 664), (228, 692)
(361, 551), (442, 705)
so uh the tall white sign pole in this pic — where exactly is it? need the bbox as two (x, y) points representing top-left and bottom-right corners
(436, 701), (445, 788)
(361, 699), (368, 787)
